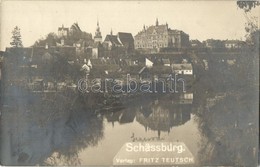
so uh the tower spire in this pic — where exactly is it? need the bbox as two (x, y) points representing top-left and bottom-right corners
(94, 19), (102, 43)
(156, 18), (159, 26)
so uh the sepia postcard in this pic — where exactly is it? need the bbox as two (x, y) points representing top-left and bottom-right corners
(0, 0), (259, 166)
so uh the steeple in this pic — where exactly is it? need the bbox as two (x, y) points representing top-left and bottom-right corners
(156, 18), (159, 26)
(143, 24), (146, 31)
(110, 29), (113, 35)
(94, 20), (102, 43)
(96, 20), (100, 32)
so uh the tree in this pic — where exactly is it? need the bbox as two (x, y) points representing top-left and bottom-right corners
(10, 26), (23, 47)
(34, 32), (58, 46)
(237, 0), (259, 45)
(237, 0), (260, 13)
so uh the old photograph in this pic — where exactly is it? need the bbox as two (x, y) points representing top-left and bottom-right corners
(0, 0), (259, 166)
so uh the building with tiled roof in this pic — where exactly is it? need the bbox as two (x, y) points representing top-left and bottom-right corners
(172, 63), (193, 75)
(58, 25), (69, 38)
(103, 34), (122, 49)
(224, 40), (245, 49)
(117, 32), (134, 52)
(134, 19), (189, 52)
(103, 31), (135, 56)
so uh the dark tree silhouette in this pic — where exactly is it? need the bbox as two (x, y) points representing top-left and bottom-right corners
(237, 0), (260, 13)
(10, 26), (23, 47)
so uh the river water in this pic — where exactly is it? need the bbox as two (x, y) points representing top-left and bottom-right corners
(0, 87), (258, 166)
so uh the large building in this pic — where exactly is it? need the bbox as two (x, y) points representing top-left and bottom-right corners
(102, 31), (134, 56)
(134, 19), (190, 51)
(58, 25), (69, 38)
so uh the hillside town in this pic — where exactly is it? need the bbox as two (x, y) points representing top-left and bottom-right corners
(0, 18), (251, 96)
(0, 12), (259, 166)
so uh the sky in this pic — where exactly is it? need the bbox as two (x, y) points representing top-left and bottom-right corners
(0, 0), (259, 51)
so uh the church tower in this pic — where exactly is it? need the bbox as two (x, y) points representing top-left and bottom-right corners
(94, 20), (102, 43)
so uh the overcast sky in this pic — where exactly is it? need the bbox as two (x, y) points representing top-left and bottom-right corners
(0, 0), (259, 50)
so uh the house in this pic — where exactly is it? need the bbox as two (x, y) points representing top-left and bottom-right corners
(204, 39), (225, 49)
(117, 32), (135, 53)
(224, 40), (244, 49)
(87, 58), (120, 78)
(58, 24), (69, 38)
(103, 31), (134, 56)
(73, 39), (86, 55)
(81, 63), (91, 73)
(122, 59), (138, 66)
(161, 58), (171, 66)
(149, 66), (172, 79)
(190, 39), (203, 48)
(145, 58), (153, 68)
(122, 66), (149, 80)
(172, 63), (193, 75)
(103, 34), (122, 50)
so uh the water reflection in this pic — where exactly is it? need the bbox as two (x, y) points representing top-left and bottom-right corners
(1, 92), (104, 165)
(195, 91), (258, 167)
(135, 99), (191, 138)
(1, 89), (258, 166)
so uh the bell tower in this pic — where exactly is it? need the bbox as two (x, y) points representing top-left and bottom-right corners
(94, 20), (102, 43)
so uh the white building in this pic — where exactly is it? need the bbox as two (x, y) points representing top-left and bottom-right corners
(172, 63), (193, 75)
(58, 25), (69, 38)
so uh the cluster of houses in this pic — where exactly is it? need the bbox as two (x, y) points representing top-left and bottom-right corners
(1, 19), (246, 93)
(2, 42), (194, 93)
(190, 39), (245, 50)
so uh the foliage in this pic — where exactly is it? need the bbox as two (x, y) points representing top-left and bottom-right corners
(237, 1), (260, 13)
(10, 26), (23, 47)
(237, 1), (260, 46)
(34, 33), (58, 47)
(33, 23), (93, 47)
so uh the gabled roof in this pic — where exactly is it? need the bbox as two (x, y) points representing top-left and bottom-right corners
(123, 65), (145, 75)
(135, 24), (168, 37)
(104, 35), (122, 46)
(161, 58), (170, 65)
(118, 32), (134, 46)
(70, 23), (81, 32)
(172, 63), (193, 71)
